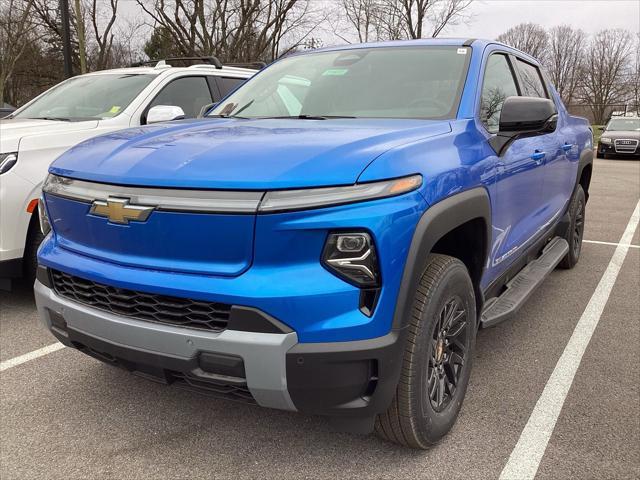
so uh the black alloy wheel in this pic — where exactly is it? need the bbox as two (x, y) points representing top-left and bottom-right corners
(572, 197), (585, 259)
(559, 185), (586, 269)
(428, 296), (469, 412)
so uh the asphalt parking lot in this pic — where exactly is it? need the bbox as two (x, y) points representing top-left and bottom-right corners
(1, 157), (638, 480)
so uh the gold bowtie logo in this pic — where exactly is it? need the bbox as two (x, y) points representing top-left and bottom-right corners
(89, 197), (154, 224)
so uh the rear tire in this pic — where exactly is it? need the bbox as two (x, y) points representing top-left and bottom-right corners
(375, 254), (476, 449)
(23, 212), (45, 285)
(559, 185), (585, 269)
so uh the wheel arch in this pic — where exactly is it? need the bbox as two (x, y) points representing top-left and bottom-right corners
(577, 148), (593, 202)
(391, 187), (491, 331)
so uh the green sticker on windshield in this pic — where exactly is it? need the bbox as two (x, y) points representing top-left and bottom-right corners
(322, 68), (349, 76)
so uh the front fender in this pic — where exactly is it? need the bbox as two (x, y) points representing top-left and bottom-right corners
(391, 187), (492, 331)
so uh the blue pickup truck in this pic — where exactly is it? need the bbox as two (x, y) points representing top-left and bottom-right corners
(35, 39), (592, 448)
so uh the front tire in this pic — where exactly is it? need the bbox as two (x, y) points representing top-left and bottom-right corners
(559, 185), (585, 269)
(375, 254), (476, 449)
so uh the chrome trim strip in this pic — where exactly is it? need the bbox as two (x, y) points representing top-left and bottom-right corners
(43, 175), (264, 213)
(259, 174), (423, 213)
(43, 173), (422, 215)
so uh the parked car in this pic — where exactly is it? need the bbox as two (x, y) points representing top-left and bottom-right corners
(597, 116), (640, 158)
(0, 103), (16, 118)
(0, 58), (257, 285)
(35, 39), (593, 448)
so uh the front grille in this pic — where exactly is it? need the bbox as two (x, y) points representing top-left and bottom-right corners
(51, 270), (231, 331)
(614, 138), (639, 153)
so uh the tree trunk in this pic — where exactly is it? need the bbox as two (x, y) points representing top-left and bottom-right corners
(74, 0), (87, 73)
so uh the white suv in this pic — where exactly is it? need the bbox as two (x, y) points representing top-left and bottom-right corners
(0, 58), (257, 285)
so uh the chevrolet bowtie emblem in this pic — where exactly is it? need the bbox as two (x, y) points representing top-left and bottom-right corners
(89, 197), (154, 224)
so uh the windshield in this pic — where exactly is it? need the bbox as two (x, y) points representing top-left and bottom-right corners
(209, 46), (471, 120)
(606, 118), (640, 131)
(14, 74), (156, 121)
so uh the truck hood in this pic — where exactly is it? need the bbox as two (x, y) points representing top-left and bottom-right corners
(0, 118), (99, 152)
(50, 118), (451, 189)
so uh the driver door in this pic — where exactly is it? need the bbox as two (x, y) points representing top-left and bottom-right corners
(480, 53), (548, 282)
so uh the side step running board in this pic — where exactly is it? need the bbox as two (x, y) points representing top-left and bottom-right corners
(480, 237), (569, 328)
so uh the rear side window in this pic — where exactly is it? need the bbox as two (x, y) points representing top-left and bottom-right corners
(217, 77), (245, 97)
(516, 59), (547, 98)
(480, 54), (519, 133)
(148, 76), (213, 119)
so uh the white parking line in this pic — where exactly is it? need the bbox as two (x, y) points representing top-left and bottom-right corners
(583, 239), (640, 248)
(500, 199), (640, 480)
(0, 343), (65, 372)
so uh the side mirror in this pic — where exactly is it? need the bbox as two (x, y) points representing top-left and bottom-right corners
(490, 96), (558, 155)
(146, 105), (185, 124)
(598, 126), (605, 131)
(198, 102), (218, 118)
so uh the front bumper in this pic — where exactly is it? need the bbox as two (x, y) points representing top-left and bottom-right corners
(35, 278), (404, 421)
(598, 141), (640, 156)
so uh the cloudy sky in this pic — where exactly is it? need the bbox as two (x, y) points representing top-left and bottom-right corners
(442, 0), (640, 39)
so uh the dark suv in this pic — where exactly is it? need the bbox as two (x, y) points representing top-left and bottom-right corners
(597, 116), (640, 158)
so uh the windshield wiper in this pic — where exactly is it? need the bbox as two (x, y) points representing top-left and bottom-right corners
(259, 115), (357, 120)
(29, 116), (73, 122)
(209, 99), (255, 119)
(28, 116), (101, 122)
(207, 114), (250, 119)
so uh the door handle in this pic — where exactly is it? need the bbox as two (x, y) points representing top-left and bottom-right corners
(562, 143), (573, 151)
(531, 150), (546, 163)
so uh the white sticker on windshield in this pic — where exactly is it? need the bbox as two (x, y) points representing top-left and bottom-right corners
(457, 48), (468, 54)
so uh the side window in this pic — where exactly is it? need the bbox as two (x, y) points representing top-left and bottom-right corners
(480, 54), (519, 133)
(516, 59), (548, 98)
(147, 76), (213, 119)
(217, 77), (245, 97)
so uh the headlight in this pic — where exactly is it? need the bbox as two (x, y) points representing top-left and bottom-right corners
(0, 152), (18, 174)
(322, 232), (380, 288)
(259, 174), (422, 213)
(600, 137), (612, 145)
(38, 197), (51, 235)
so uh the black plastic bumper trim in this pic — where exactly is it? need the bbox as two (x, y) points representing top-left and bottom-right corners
(285, 330), (405, 418)
(36, 264), (52, 287)
(227, 305), (293, 334)
(49, 320), (255, 403)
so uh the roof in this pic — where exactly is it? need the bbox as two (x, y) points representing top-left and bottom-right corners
(290, 38), (541, 65)
(79, 64), (256, 78)
(309, 38), (487, 53)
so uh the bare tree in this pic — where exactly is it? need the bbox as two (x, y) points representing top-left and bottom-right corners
(392, 0), (473, 39)
(135, 0), (321, 62)
(341, 0), (381, 43)
(546, 25), (585, 104)
(579, 29), (632, 124)
(74, 0), (87, 73)
(630, 33), (640, 112)
(339, 0), (472, 42)
(86, 0), (119, 70)
(0, 0), (38, 103)
(496, 23), (549, 62)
